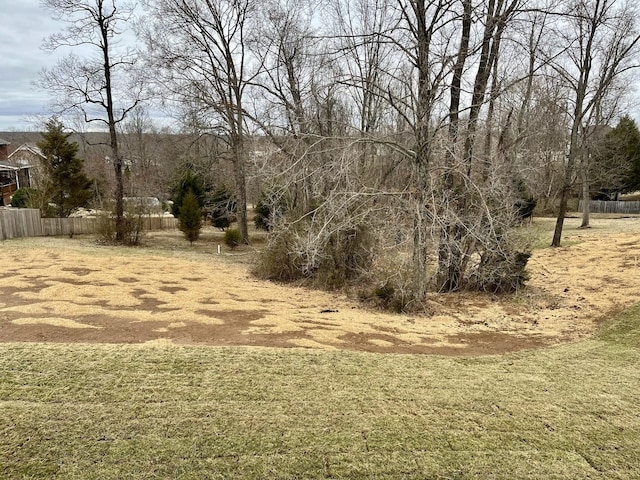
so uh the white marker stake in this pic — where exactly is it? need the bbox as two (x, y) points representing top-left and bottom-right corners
(218, 244), (221, 255)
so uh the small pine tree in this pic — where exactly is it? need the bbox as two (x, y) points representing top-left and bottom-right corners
(178, 190), (203, 245)
(10, 188), (38, 208)
(253, 195), (271, 231)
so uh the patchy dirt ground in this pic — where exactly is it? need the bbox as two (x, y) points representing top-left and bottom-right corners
(1, 216), (639, 355)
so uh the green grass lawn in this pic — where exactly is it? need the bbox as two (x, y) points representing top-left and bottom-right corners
(1, 305), (639, 479)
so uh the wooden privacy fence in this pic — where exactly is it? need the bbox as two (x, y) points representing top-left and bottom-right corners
(0, 208), (42, 239)
(0, 208), (178, 241)
(579, 200), (640, 214)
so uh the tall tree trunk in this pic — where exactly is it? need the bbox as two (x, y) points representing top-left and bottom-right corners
(580, 165), (591, 228)
(413, 156), (430, 301)
(552, 185), (570, 247)
(437, 0), (472, 292)
(553, 127), (581, 247)
(233, 135), (249, 243)
(439, 0), (515, 291)
(410, 0), (437, 302)
(112, 136), (124, 242)
(100, 18), (124, 242)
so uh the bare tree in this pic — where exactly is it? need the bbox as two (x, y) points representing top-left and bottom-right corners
(319, 0), (529, 299)
(249, 0), (320, 213)
(39, 0), (144, 241)
(142, 0), (257, 244)
(330, 0), (397, 135)
(386, 0), (458, 301)
(253, 0), (315, 136)
(120, 105), (177, 199)
(422, 0), (523, 292)
(549, 0), (640, 246)
(215, 0), (549, 310)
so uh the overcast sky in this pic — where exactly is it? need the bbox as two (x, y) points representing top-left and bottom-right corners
(0, 0), (65, 131)
(0, 1), (172, 133)
(2, 1), (639, 134)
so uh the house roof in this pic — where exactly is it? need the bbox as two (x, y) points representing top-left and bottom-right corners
(0, 161), (29, 171)
(8, 143), (45, 160)
(0, 162), (20, 171)
(0, 138), (10, 146)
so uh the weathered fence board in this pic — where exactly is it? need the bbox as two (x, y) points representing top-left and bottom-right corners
(0, 208), (178, 240)
(579, 200), (640, 214)
(0, 208), (42, 240)
(142, 216), (178, 231)
(41, 217), (100, 236)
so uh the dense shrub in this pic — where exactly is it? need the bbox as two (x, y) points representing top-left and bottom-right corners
(254, 230), (304, 281)
(369, 281), (414, 313)
(96, 211), (116, 244)
(314, 226), (372, 289)
(224, 228), (242, 250)
(10, 188), (38, 208)
(256, 222), (372, 290)
(95, 205), (146, 246)
(121, 210), (146, 246)
(514, 197), (537, 222)
(474, 250), (531, 294)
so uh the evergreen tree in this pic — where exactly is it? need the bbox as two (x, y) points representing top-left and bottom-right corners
(171, 169), (205, 217)
(592, 116), (640, 197)
(178, 190), (203, 244)
(37, 118), (93, 217)
(211, 184), (236, 230)
(612, 116), (640, 193)
(10, 188), (38, 209)
(253, 194), (272, 231)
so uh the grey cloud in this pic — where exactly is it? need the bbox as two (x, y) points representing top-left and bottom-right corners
(0, 1), (68, 129)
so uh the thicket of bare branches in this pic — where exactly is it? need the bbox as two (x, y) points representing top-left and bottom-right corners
(247, 0), (539, 306)
(39, 0), (640, 309)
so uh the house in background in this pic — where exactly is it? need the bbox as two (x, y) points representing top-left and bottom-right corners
(8, 143), (45, 168)
(0, 140), (34, 206)
(0, 138), (9, 162)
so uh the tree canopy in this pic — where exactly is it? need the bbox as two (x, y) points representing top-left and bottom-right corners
(37, 0), (640, 304)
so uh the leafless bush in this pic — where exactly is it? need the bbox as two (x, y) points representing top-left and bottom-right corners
(95, 204), (146, 246)
(255, 198), (374, 289)
(365, 254), (416, 313)
(96, 211), (117, 244)
(254, 229), (304, 282)
(428, 162), (533, 294)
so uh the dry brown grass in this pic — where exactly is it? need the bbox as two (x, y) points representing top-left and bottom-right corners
(1, 215), (640, 354)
